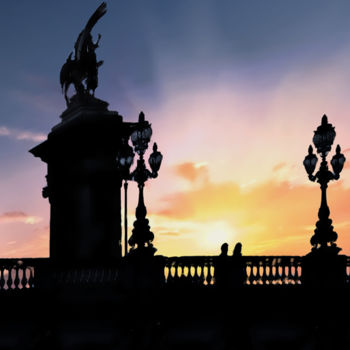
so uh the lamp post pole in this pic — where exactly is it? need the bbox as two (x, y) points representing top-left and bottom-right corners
(124, 180), (128, 256)
(303, 115), (346, 254)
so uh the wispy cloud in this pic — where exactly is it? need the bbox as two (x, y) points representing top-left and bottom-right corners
(272, 162), (288, 173)
(0, 127), (10, 136)
(0, 226), (49, 258)
(174, 161), (209, 183)
(0, 126), (45, 142)
(0, 212), (42, 225)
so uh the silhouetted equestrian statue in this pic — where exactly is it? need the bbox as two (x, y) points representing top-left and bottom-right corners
(60, 2), (106, 106)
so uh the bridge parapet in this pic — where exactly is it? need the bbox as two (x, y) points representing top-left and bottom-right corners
(1, 255), (350, 290)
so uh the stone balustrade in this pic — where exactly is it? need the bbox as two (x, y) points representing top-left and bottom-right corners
(163, 256), (303, 286)
(1, 255), (350, 290)
(0, 258), (45, 290)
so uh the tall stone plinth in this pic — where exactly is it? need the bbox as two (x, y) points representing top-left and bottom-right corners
(30, 98), (127, 265)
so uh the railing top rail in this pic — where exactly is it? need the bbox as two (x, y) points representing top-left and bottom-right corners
(0, 258), (49, 265)
(162, 255), (303, 260)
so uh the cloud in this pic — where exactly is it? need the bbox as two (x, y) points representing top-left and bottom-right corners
(174, 161), (209, 183)
(0, 127), (10, 136)
(0, 212), (42, 225)
(0, 126), (45, 142)
(0, 226), (49, 258)
(272, 162), (287, 173)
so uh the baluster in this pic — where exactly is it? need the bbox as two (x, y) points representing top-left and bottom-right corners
(284, 259), (289, 284)
(87, 269), (93, 284)
(250, 263), (255, 285)
(210, 263), (215, 285)
(193, 264), (200, 286)
(203, 263), (210, 286)
(261, 259), (268, 285)
(187, 264), (192, 283)
(165, 263), (170, 284)
(190, 264), (196, 285)
(186, 264), (192, 284)
(287, 259), (294, 285)
(0, 268), (5, 290)
(296, 260), (302, 284)
(28, 268), (35, 288)
(276, 260), (281, 284)
(198, 264), (204, 285)
(14, 267), (20, 289)
(202, 265), (208, 286)
(249, 262), (257, 285)
(7, 268), (13, 289)
(271, 259), (277, 284)
(172, 263), (178, 284)
(164, 265), (169, 283)
(22, 267), (28, 289)
(176, 264), (182, 286)
(254, 261), (259, 284)
(182, 264), (187, 285)
(256, 261), (262, 285)
(168, 264), (175, 284)
(266, 258), (273, 285)
(284, 263), (290, 285)
(280, 259), (286, 284)
(246, 263), (251, 285)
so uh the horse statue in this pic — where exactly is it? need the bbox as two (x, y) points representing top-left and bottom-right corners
(60, 2), (107, 106)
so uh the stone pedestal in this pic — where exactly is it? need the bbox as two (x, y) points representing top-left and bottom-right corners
(302, 248), (347, 288)
(30, 96), (129, 265)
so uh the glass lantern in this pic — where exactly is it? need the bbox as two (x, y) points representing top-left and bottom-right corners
(312, 115), (336, 155)
(131, 112), (153, 155)
(116, 141), (135, 178)
(149, 143), (163, 174)
(303, 145), (318, 175)
(331, 145), (346, 176)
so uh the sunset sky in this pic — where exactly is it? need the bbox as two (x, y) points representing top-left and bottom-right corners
(1, 1), (350, 258)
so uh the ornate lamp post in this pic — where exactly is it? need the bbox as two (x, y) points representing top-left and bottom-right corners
(118, 112), (163, 258)
(303, 115), (346, 255)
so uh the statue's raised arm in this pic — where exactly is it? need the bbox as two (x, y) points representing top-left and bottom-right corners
(60, 2), (107, 106)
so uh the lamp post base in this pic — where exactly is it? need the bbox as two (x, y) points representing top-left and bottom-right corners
(302, 248), (346, 287)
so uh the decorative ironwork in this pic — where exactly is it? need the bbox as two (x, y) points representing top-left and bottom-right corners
(117, 112), (163, 257)
(303, 115), (346, 254)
